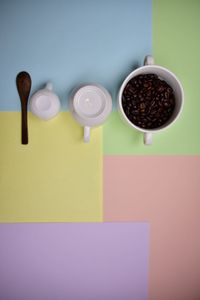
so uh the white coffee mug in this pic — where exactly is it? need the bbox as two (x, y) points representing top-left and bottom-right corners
(118, 55), (184, 145)
(69, 84), (112, 142)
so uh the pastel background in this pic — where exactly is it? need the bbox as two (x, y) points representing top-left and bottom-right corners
(104, 156), (200, 300)
(0, 0), (151, 110)
(0, 112), (102, 222)
(1, 1), (200, 300)
(0, 223), (149, 300)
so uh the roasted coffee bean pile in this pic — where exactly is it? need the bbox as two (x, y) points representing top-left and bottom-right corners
(122, 74), (175, 129)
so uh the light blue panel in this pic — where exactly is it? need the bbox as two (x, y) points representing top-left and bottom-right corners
(0, 0), (152, 110)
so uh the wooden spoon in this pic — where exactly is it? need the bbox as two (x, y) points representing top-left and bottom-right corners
(16, 71), (32, 144)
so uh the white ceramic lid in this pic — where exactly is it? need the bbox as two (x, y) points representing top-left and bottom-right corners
(71, 84), (112, 127)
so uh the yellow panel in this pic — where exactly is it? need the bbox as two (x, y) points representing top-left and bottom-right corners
(0, 112), (102, 222)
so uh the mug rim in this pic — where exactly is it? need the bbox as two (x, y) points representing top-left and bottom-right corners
(118, 65), (184, 133)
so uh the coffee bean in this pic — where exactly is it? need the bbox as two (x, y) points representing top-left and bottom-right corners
(122, 74), (175, 129)
(140, 103), (146, 109)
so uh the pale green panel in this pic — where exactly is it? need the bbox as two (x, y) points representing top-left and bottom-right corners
(152, 0), (200, 154)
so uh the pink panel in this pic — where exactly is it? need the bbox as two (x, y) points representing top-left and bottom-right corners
(104, 156), (200, 300)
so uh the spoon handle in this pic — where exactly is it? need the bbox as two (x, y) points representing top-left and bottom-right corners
(16, 71), (31, 145)
(21, 102), (28, 144)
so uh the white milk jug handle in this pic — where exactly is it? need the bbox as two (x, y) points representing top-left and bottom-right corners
(45, 82), (53, 91)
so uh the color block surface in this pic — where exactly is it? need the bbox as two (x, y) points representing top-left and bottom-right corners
(0, 0), (151, 110)
(0, 1), (200, 300)
(0, 223), (149, 300)
(104, 156), (200, 300)
(0, 112), (102, 222)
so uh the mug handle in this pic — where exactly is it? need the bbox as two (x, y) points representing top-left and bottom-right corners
(144, 132), (153, 145)
(144, 55), (154, 66)
(143, 55), (154, 145)
(84, 126), (90, 143)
